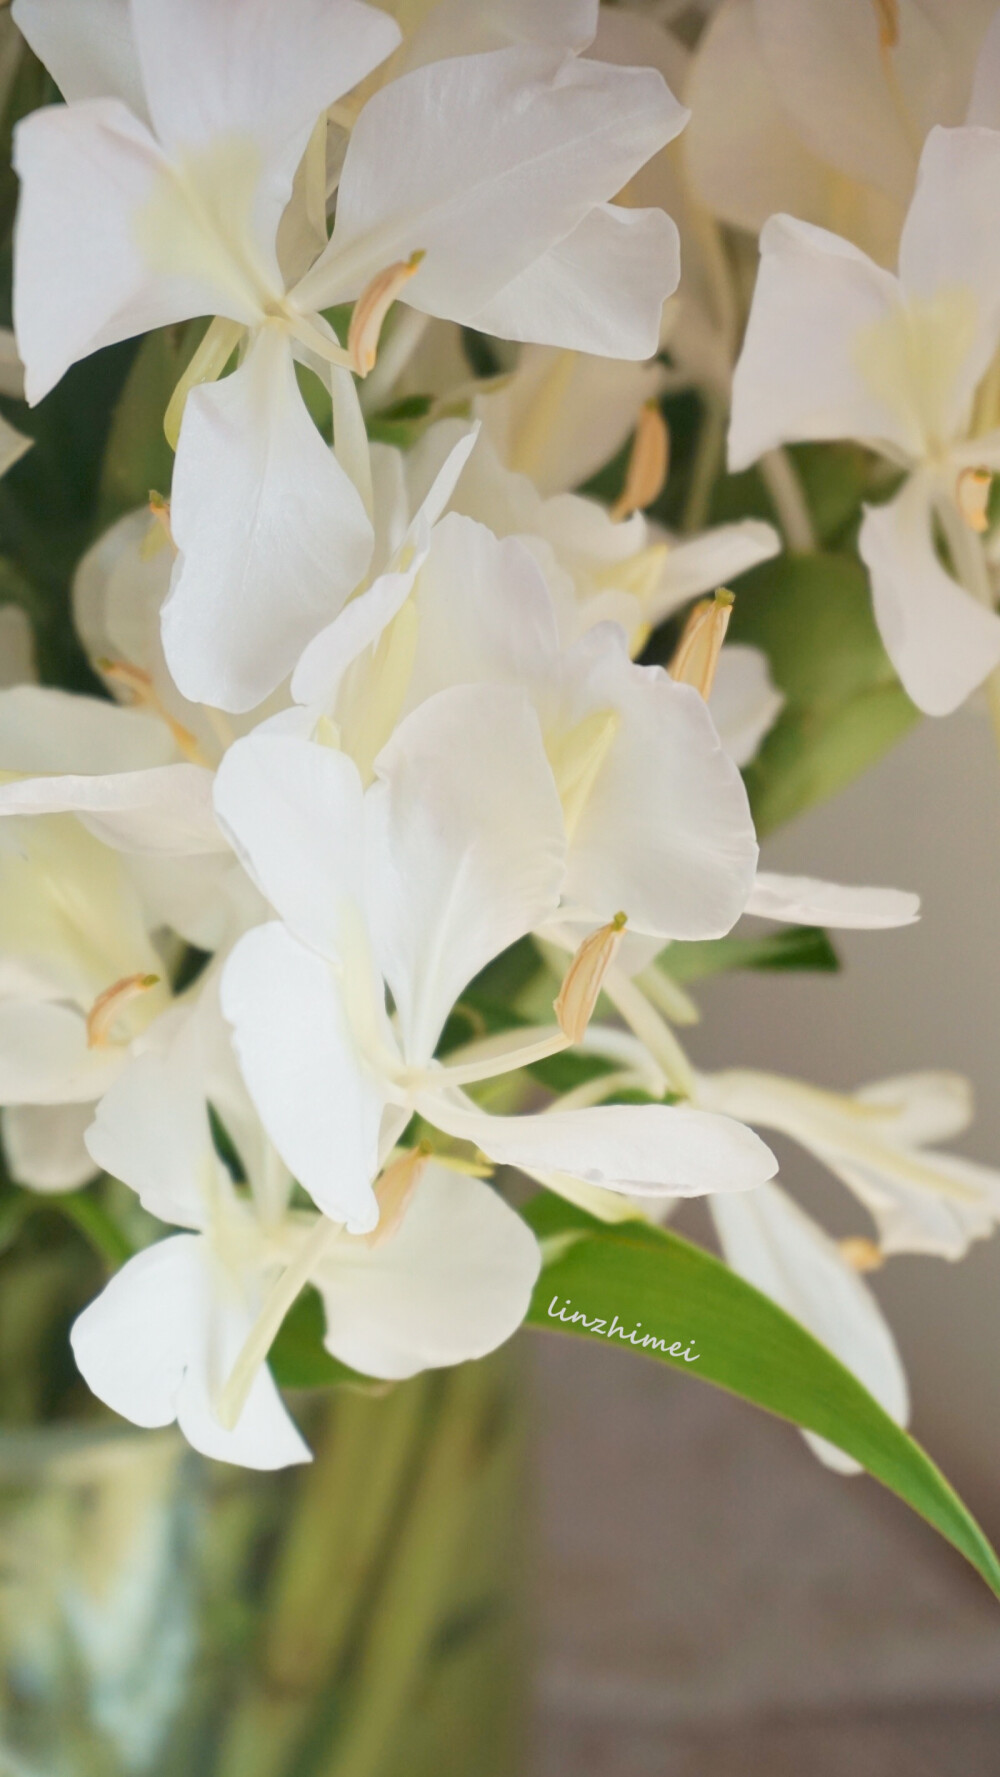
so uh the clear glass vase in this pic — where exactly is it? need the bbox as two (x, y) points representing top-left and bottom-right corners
(0, 1350), (528, 1777)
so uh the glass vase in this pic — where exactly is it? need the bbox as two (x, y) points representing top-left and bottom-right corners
(0, 1349), (528, 1777)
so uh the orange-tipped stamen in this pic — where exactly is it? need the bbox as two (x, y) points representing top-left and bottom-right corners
(957, 466), (992, 534)
(86, 973), (160, 1049)
(873, 0), (899, 49)
(348, 251), (425, 378)
(98, 658), (208, 765)
(611, 401), (669, 523)
(554, 913), (628, 1044)
(839, 1236), (885, 1274)
(363, 1142), (432, 1248)
(668, 589), (734, 701)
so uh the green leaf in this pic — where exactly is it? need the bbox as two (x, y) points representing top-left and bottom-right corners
(523, 1197), (1000, 1600)
(728, 551), (920, 834)
(269, 1287), (383, 1393)
(98, 324), (198, 523)
(662, 925), (839, 984)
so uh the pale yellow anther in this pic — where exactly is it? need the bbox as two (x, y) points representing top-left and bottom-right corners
(98, 657), (208, 766)
(348, 251), (425, 378)
(957, 466), (993, 534)
(142, 491), (173, 557)
(839, 1236), (885, 1274)
(873, 0), (899, 50)
(86, 973), (160, 1049)
(363, 1142), (432, 1248)
(668, 589), (734, 701)
(554, 912), (627, 1044)
(610, 401), (670, 524)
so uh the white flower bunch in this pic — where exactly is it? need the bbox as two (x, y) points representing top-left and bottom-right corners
(1, 0), (999, 1491)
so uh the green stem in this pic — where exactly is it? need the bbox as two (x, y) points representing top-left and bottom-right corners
(49, 1189), (134, 1272)
(681, 394), (727, 535)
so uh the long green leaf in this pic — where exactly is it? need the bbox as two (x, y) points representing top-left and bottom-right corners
(522, 1196), (1000, 1600)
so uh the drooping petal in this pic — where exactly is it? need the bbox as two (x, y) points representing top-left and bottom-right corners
(13, 99), (251, 405)
(859, 473), (1000, 715)
(366, 684), (566, 1065)
(71, 1234), (311, 1468)
(711, 1180), (908, 1474)
(399, 0), (598, 70)
(708, 644), (784, 767)
(316, 1166), (541, 1379)
(2, 1101), (98, 1191)
(221, 923), (383, 1232)
(555, 629), (759, 940)
(0, 1000), (122, 1103)
(646, 521), (781, 629)
(466, 203), (679, 359)
(744, 871), (920, 928)
(729, 215), (921, 471)
(162, 329), (374, 712)
(12, 0), (146, 114)
(0, 764), (223, 856)
(214, 735), (365, 958)
(854, 1072), (973, 1146)
(833, 1149), (1000, 1261)
(294, 48), (685, 319)
(0, 685), (174, 775)
(426, 1091), (777, 1198)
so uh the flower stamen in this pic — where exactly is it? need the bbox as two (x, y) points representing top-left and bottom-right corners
(348, 251), (425, 377)
(86, 972), (160, 1048)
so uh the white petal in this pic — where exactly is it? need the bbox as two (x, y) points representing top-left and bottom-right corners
(291, 559), (424, 712)
(317, 1166), (540, 1379)
(475, 345), (666, 499)
(295, 48), (685, 318)
(708, 644), (784, 767)
(163, 329), (374, 712)
(221, 923), (382, 1232)
(366, 684), (566, 1065)
(427, 1092), (777, 1198)
(834, 1150), (1000, 1261)
(71, 1235), (310, 1469)
(0, 1000), (122, 1103)
(2, 1102), (98, 1191)
(0, 685), (173, 774)
(0, 764), (223, 856)
(13, 100), (234, 405)
(729, 214), (919, 471)
(557, 629), (759, 940)
(213, 735), (365, 957)
(467, 203), (679, 360)
(399, 0), (597, 69)
(0, 606), (36, 687)
(745, 871), (920, 929)
(647, 521), (781, 629)
(897, 127), (1000, 424)
(131, 0), (399, 196)
(711, 1180), (908, 1474)
(854, 1072), (972, 1146)
(12, 0), (146, 114)
(859, 474), (1000, 715)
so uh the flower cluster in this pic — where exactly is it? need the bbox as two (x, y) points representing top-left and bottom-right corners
(2, 0), (999, 1473)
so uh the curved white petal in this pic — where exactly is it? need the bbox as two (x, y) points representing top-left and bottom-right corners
(647, 521), (781, 629)
(729, 214), (919, 471)
(897, 126), (1000, 426)
(12, 0), (146, 113)
(427, 1092), (777, 1198)
(71, 1235), (311, 1469)
(163, 329), (374, 712)
(291, 560), (424, 713)
(708, 644), (784, 767)
(745, 871), (920, 929)
(834, 1150), (1000, 1261)
(0, 685), (173, 775)
(13, 100), (241, 405)
(221, 923), (382, 1232)
(467, 203), (679, 360)
(399, 0), (598, 69)
(859, 474), (1000, 716)
(557, 630), (759, 940)
(855, 1072), (973, 1146)
(711, 1180), (909, 1474)
(0, 764), (223, 856)
(214, 735), (365, 957)
(0, 1000), (122, 1103)
(2, 1101), (98, 1191)
(295, 48), (685, 317)
(366, 684), (566, 1064)
(317, 1166), (540, 1379)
